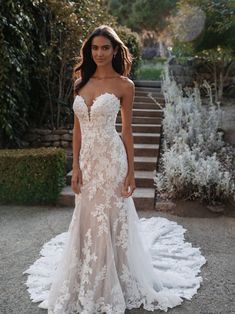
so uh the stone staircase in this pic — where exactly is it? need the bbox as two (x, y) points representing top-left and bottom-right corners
(58, 82), (164, 211)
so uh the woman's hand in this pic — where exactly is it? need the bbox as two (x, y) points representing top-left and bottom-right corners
(71, 167), (83, 194)
(121, 172), (136, 198)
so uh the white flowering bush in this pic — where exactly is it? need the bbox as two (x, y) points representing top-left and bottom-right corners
(154, 64), (235, 204)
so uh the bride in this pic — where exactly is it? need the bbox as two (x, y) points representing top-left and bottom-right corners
(23, 25), (206, 313)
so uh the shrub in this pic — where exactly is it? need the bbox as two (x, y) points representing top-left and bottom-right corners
(154, 64), (235, 204)
(0, 0), (116, 148)
(115, 25), (142, 79)
(155, 139), (234, 202)
(136, 67), (162, 80)
(0, 147), (66, 205)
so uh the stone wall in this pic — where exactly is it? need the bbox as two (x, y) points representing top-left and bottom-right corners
(168, 62), (195, 86)
(22, 127), (73, 149)
(168, 58), (235, 93)
(222, 104), (235, 146)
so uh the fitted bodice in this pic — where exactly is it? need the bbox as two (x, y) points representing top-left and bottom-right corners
(73, 92), (121, 137)
(72, 92), (127, 187)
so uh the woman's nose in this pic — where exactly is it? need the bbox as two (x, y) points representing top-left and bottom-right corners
(97, 49), (103, 56)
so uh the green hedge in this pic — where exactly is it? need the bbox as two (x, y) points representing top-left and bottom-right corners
(0, 147), (66, 205)
(116, 25), (142, 79)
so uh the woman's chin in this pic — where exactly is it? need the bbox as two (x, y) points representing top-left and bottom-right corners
(95, 60), (111, 66)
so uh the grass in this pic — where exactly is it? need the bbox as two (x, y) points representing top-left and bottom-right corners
(136, 57), (166, 80)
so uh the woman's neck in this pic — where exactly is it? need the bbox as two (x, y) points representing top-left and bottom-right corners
(93, 65), (118, 79)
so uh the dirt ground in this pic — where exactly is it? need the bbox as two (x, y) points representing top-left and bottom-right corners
(156, 199), (235, 218)
(0, 203), (235, 314)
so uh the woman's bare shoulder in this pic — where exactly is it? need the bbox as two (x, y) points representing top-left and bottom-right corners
(119, 76), (135, 96)
(119, 76), (134, 89)
(119, 75), (134, 85)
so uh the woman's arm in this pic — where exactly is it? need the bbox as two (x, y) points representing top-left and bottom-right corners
(72, 114), (81, 170)
(120, 79), (136, 197)
(72, 78), (82, 170)
(71, 79), (83, 194)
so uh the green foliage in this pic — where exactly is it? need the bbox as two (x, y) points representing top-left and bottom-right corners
(115, 25), (142, 79)
(0, 1), (36, 148)
(172, 0), (235, 54)
(137, 67), (162, 80)
(0, 147), (66, 205)
(171, 41), (194, 63)
(27, 0), (117, 131)
(107, 0), (177, 32)
(136, 59), (164, 80)
(171, 0), (235, 100)
(0, 0), (116, 148)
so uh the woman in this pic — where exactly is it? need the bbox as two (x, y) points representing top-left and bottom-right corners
(23, 25), (206, 313)
(71, 24), (136, 201)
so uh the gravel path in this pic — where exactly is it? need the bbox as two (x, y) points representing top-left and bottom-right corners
(0, 205), (234, 314)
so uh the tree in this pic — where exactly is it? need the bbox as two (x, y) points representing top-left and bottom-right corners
(171, 0), (235, 101)
(107, 0), (177, 32)
(30, 0), (116, 130)
(0, 0), (37, 148)
(0, 0), (116, 147)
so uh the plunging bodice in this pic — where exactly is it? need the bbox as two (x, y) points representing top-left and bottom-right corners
(73, 92), (121, 133)
(72, 92), (127, 189)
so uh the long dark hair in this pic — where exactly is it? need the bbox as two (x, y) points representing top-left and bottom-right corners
(73, 25), (133, 95)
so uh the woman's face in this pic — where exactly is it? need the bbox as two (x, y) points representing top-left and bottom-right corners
(91, 35), (117, 66)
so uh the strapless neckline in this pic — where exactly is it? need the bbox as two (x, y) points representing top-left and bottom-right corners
(76, 92), (120, 109)
(75, 92), (121, 122)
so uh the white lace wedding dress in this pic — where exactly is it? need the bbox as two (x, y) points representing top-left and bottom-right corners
(23, 92), (206, 313)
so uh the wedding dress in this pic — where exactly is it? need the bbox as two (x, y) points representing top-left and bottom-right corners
(23, 92), (206, 313)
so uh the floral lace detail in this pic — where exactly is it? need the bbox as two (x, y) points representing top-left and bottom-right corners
(23, 93), (206, 314)
(114, 200), (129, 249)
(91, 204), (108, 236)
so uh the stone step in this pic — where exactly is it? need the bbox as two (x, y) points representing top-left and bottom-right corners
(133, 102), (164, 110)
(135, 89), (164, 99)
(120, 108), (163, 118)
(116, 123), (162, 133)
(132, 187), (155, 211)
(134, 156), (157, 171)
(135, 88), (162, 94)
(57, 186), (155, 211)
(116, 116), (162, 124)
(134, 143), (159, 157)
(58, 186), (75, 207)
(135, 170), (155, 188)
(118, 132), (161, 144)
(133, 108), (163, 118)
(134, 95), (164, 102)
(134, 80), (162, 88)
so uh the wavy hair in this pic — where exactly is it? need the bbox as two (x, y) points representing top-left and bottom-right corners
(73, 25), (133, 95)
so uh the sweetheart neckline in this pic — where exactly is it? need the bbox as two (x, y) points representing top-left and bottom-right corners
(76, 92), (120, 110)
(75, 92), (121, 122)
